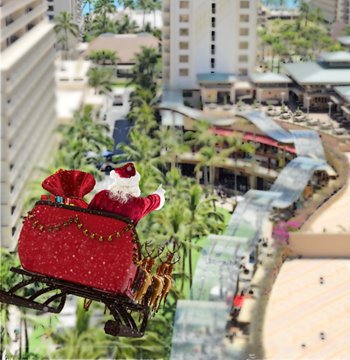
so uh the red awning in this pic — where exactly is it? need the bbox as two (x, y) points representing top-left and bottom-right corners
(211, 128), (296, 154)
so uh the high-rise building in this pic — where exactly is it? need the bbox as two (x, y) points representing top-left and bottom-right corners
(1, 0), (57, 249)
(310, 0), (350, 24)
(162, 0), (258, 95)
(46, 0), (82, 24)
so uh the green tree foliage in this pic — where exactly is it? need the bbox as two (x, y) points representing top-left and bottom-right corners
(116, 14), (139, 34)
(94, 0), (116, 33)
(57, 105), (113, 173)
(130, 46), (161, 93)
(89, 49), (119, 65)
(53, 11), (79, 57)
(87, 66), (115, 94)
(343, 25), (350, 36)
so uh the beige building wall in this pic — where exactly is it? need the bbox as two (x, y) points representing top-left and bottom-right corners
(162, 0), (258, 90)
(1, 0), (57, 249)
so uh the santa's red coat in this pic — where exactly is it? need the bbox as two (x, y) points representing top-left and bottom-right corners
(88, 190), (161, 225)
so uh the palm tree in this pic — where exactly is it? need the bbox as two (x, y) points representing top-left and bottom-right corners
(116, 14), (139, 34)
(155, 126), (189, 170)
(94, 0), (116, 34)
(184, 120), (218, 184)
(54, 11), (79, 59)
(344, 25), (350, 36)
(117, 0), (136, 10)
(131, 46), (161, 92)
(129, 86), (157, 109)
(127, 103), (158, 132)
(87, 67), (115, 94)
(89, 49), (119, 66)
(185, 185), (224, 294)
(57, 105), (113, 171)
(300, 1), (311, 27)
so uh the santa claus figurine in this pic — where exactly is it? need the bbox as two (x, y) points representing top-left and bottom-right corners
(88, 162), (165, 225)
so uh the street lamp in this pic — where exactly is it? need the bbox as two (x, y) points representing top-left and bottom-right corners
(257, 88), (262, 105)
(306, 96), (310, 115)
(328, 101), (333, 118)
(281, 91), (285, 106)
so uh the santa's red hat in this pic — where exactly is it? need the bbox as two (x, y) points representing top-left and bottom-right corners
(110, 162), (140, 187)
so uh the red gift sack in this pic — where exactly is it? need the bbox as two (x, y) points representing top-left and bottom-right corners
(18, 202), (141, 297)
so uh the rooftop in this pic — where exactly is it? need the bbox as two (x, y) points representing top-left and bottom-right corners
(284, 61), (350, 85)
(84, 33), (159, 63)
(55, 60), (91, 80)
(264, 259), (350, 360)
(319, 51), (350, 63)
(197, 73), (237, 84)
(337, 36), (350, 46)
(250, 72), (292, 84)
(334, 86), (350, 103)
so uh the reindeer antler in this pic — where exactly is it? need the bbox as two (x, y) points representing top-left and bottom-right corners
(144, 241), (165, 259)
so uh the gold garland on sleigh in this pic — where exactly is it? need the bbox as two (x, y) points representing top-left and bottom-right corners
(25, 211), (140, 264)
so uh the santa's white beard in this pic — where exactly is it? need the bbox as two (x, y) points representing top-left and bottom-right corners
(108, 183), (141, 203)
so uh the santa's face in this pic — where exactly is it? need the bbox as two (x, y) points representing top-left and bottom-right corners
(109, 182), (141, 200)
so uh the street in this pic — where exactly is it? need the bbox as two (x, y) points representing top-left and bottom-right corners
(104, 87), (134, 155)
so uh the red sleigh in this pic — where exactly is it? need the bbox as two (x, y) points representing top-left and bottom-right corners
(0, 170), (162, 338)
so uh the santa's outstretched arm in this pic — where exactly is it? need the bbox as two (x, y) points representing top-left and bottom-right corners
(153, 184), (166, 210)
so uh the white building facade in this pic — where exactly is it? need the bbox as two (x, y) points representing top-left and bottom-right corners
(1, 0), (57, 249)
(162, 0), (258, 92)
(47, 0), (82, 24)
(310, 0), (350, 24)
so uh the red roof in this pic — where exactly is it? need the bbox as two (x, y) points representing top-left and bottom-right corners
(211, 128), (296, 154)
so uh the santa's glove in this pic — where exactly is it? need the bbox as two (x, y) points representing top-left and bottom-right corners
(154, 184), (166, 210)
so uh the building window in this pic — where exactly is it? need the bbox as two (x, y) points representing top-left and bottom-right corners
(48, 15), (54, 20)
(10, 185), (14, 193)
(240, 14), (249, 22)
(239, 68), (248, 75)
(239, 42), (249, 49)
(11, 206), (16, 215)
(5, 16), (14, 26)
(179, 55), (189, 63)
(48, 5), (54, 11)
(212, 3), (216, 14)
(211, 58), (215, 68)
(179, 42), (189, 49)
(211, 31), (215, 41)
(211, 44), (215, 55)
(180, 1), (189, 9)
(179, 68), (189, 76)
(240, 28), (249, 36)
(180, 28), (189, 36)
(179, 14), (189, 22)
(239, 55), (248, 62)
(12, 227), (16, 236)
(240, 1), (249, 8)
(211, 17), (216, 28)
(183, 90), (192, 97)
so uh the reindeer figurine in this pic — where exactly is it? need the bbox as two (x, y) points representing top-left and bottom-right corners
(134, 256), (154, 304)
(156, 249), (180, 312)
(134, 242), (164, 306)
